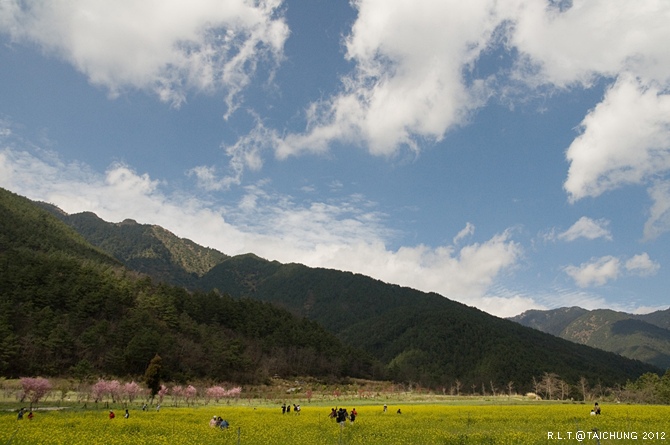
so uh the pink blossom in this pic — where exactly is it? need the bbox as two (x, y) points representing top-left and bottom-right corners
(20, 377), (52, 404)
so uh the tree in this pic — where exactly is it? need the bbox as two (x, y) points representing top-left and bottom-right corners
(20, 377), (52, 407)
(144, 354), (162, 399)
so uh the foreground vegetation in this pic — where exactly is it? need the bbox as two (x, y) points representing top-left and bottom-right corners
(1, 401), (669, 444)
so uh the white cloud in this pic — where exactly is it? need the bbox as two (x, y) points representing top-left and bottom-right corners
(564, 76), (670, 202)
(275, 0), (509, 158)
(564, 256), (620, 287)
(511, 0), (670, 88)
(0, 0), (289, 110)
(564, 252), (659, 287)
(624, 253), (660, 277)
(644, 180), (670, 240)
(453, 222), (475, 245)
(557, 216), (612, 242)
(0, 145), (523, 317)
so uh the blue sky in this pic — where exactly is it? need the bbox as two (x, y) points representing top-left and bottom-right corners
(1, 0), (669, 317)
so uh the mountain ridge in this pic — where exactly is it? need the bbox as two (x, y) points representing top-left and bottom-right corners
(510, 307), (670, 369)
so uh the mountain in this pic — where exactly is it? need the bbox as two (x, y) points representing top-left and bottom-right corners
(29, 191), (662, 391)
(37, 204), (228, 288)
(0, 187), (376, 381)
(196, 255), (660, 390)
(510, 307), (670, 369)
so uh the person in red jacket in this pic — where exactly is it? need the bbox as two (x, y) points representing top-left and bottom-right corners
(109, 410), (115, 419)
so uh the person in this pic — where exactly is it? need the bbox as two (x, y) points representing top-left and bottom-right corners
(350, 408), (357, 423)
(210, 416), (218, 427)
(17, 408), (25, 420)
(383, 404), (387, 413)
(336, 408), (348, 425)
(124, 409), (130, 419)
(286, 404), (291, 414)
(594, 402), (601, 415)
(294, 404), (300, 415)
(142, 403), (148, 411)
(282, 403), (286, 414)
(109, 410), (115, 419)
(219, 419), (229, 429)
(329, 408), (336, 419)
(397, 408), (402, 414)
(27, 411), (34, 420)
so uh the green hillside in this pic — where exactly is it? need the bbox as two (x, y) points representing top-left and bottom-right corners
(0, 187), (376, 381)
(38, 205), (229, 288)
(511, 307), (670, 369)
(198, 255), (659, 391)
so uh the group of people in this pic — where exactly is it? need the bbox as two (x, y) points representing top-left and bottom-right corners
(16, 408), (33, 420)
(108, 409), (130, 419)
(209, 416), (229, 429)
(280, 403), (301, 414)
(329, 407), (357, 424)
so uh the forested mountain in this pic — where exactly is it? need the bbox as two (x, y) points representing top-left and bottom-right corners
(37, 204), (228, 288)
(195, 257), (659, 391)
(23, 189), (663, 392)
(0, 188), (377, 382)
(510, 308), (670, 370)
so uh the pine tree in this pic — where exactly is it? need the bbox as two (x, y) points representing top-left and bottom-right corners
(144, 354), (162, 399)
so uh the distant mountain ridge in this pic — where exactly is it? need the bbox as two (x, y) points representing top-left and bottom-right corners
(33, 197), (664, 391)
(510, 307), (670, 369)
(37, 203), (229, 288)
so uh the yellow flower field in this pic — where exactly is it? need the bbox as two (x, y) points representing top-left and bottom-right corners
(1, 403), (668, 444)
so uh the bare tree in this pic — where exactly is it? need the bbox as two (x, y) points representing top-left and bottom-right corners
(489, 380), (497, 397)
(454, 379), (461, 397)
(507, 381), (514, 397)
(541, 372), (560, 400)
(579, 376), (589, 401)
(559, 380), (570, 400)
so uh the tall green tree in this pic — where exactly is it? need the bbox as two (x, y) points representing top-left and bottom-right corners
(144, 354), (162, 399)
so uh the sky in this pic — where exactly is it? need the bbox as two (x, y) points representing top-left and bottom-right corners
(1, 0), (669, 318)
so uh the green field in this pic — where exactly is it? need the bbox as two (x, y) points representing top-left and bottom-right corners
(1, 402), (668, 444)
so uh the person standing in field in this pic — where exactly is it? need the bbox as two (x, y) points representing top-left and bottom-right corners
(350, 408), (357, 424)
(124, 409), (130, 419)
(27, 411), (34, 420)
(109, 410), (115, 419)
(17, 408), (25, 420)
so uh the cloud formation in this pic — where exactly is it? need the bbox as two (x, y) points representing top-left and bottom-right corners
(557, 217), (612, 242)
(564, 252), (659, 287)
(0, 0), (289, 110)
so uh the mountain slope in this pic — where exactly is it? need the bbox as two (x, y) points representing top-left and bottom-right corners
(0, 187), (377, 381)
(38, 205), (229, 288)
(198, 255), (660, 390)
(510, 307), (670, 369)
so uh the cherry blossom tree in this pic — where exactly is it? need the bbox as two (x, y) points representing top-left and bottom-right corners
(205, 386), (227, 403)
(124, 381), (142, 403)
(108, 380), (122, 403)
(184, 385), (197, 406)
(91, 379), (109, 403)
(171, 385), (184, 406)
(157, 384), (168, 404)
(20, 377), (52, 406)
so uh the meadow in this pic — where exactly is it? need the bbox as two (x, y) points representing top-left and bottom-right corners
(1, 401), (669, 444)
